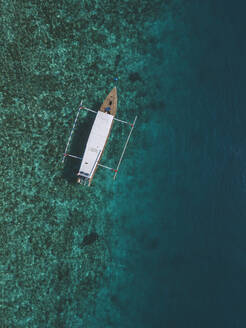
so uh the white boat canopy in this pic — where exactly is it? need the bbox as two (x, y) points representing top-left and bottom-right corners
(78, 111), (114, 179)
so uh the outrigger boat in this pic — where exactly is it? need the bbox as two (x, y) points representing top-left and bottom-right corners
(62, 87), (137, 186)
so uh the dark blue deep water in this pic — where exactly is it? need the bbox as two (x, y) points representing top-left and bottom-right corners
(1, 0), (246, 327)
(107, 1), (246, 327)
(140, 2), (246, 327)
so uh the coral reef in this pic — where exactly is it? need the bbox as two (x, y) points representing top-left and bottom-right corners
(0, 0), (180, 326)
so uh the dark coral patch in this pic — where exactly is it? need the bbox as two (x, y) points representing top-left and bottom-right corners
(129, 72), (142, 82)
(81, 232), (99, 247)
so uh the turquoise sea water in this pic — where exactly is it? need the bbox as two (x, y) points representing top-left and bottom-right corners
(1, 0), (246, 327)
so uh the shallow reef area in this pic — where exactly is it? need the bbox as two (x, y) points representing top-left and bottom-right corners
(0, 0), (183, 326)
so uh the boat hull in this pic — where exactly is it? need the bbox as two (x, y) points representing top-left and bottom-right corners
(77, 87), (117, 186)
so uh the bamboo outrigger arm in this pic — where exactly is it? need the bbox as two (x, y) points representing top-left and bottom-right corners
(64, 153), (117, 173)
(62, 101), (83, 163)
(82, 106), (133, 126)
(113, 115), (138, 180)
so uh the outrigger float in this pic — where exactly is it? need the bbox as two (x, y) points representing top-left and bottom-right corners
(62, 87), (137, 186)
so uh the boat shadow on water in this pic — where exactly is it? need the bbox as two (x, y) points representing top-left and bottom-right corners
(62, 108), (99, 184)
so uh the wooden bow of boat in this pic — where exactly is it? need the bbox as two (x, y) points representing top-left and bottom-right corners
(100, 86), (117, 116)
